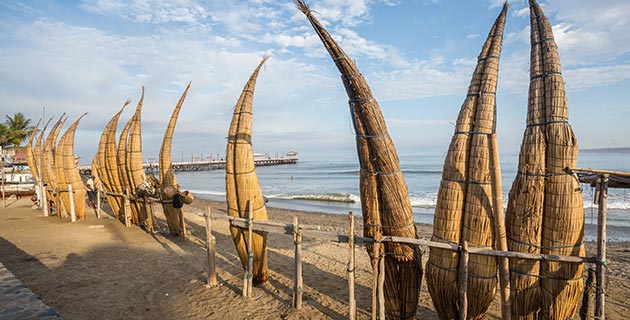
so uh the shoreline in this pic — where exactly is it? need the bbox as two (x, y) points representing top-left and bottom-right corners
(0, 197), (628, 319)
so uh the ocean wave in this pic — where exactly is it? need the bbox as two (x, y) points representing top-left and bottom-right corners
(403, 170), (442, 175)
(409, 196), (437, 208)
(267, 193), (360, 204)
(186, 189), (226, 197)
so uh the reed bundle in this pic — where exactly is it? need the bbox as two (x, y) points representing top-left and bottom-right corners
(295, 1), (421, 317)
(24, 118), (42, 182)
(54, 126), (70, 215)
(103, 102), (130, 218)
(127, 88), (149, 225)
(33, 118), (53, 183)
(226, 56), (270, 285)
(42, 115), (67, 215)
(57, 114), (88, 220)
(506, 1), (584, 319)
(91, 155), (100, 191)
(117, 113), (136, 224)
(160, 83), (191, 236)
(96, 102), (130, 218)
(427, 4), (507, 319)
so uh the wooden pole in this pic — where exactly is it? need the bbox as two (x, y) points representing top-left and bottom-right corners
(377, 249), (385, 320)
(293, 216), (303, 309)
(371, 243), (378, 320)
(124, 188), (131, 227)
(348, 212), (356, 320)
(143, 196), (154, 233)
(595, 174), (608, 320)
(96, 185), (101, 219)
(243, 200), (254, 298)
(488, 133), (511, 320)
(458, 241), (469, 320)
(1, 166), (6, 208)
(205, 206), (217, 286)
(55, 188), (60, 218)
(68, 184), (76, 222)
(580, 267), (596, 320)
(571, 167), (630, 178)
(41, 183), (48, 216)
(179, 206), (187, 239)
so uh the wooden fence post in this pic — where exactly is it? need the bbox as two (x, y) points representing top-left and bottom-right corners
(96, 185), (101, 219)
(55, 188), (62, 218)
(68, 184), (76, 222)
(580, 268), (596, 320)
(293, 216), (303, 309)
(348, 212), (356, 320)
(1, 168), (5, 208)
(458, 241), (469, 320)
(205, 206), (217, 286)
(143, 196), (154, 233)
(595, 174), (608, 320)
(42, 183), (49, 216)
(489, 133), (511, 320)
(243, 200), (254, 298)
(124, 189), (131, 227)
(377, 249), (385, 320)
(371, 243), (379, 320)
(179, 206), (187, 239)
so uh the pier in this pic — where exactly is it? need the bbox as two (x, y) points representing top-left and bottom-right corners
(79, 155), (299, 175)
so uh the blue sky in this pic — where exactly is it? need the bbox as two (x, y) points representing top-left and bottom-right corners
(1, 0), (629, 163)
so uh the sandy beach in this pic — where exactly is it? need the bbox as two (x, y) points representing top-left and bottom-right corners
(0, 196), (628, 319)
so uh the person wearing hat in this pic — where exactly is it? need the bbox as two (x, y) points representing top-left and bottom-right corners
(86, 175), (97, 209)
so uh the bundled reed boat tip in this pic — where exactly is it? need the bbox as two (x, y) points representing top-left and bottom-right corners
(24, 118), (42, 182)
(296, 2), (422, 317)
(58, 113), (88, 220)
(160, 82), (192, 236)
(506, 1), (584, 319)
(96, 100), (130, 218)
(426, 4), (507, 319)
(127, 87), (149, 226)
(42, 114), (67, 216)
(225, 56), (270, 285)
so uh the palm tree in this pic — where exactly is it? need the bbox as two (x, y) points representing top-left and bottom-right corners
(3, 113), (34, 147)
(0, 123), (8, 147)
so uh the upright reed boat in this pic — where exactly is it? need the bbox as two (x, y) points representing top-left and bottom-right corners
(225, 56), (270, 285)
(296, 1), (422, 317)
(506, 1), (584, 319)
(426, 4), (508, 319)
(160, 83), (191, 236)
(96, 101), (130, 219)
(58, 113), (88, 220)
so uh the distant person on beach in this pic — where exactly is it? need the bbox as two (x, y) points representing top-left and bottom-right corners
(86, 176), (96, 209)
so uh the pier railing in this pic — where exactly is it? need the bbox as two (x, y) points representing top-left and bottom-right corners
(78, 156), (299, 174)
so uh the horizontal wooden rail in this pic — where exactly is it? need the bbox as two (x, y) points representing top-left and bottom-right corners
(222, 214), (595, 264)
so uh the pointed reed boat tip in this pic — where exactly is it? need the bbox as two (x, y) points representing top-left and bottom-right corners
(294, 0), (311, 15)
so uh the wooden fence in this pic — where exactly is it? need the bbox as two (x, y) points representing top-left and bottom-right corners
(203, 171), (612, 320)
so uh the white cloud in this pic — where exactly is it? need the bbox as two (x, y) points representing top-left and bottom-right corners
(564, 64), (630, 91)
(80, 0), (210, 25)
(511, 0), (630, 66)
(486, 0), (506, 9)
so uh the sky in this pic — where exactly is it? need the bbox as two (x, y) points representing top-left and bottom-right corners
(1, 0), (629, 164)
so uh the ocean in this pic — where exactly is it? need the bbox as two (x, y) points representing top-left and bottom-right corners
(176, 148), (630, 242)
